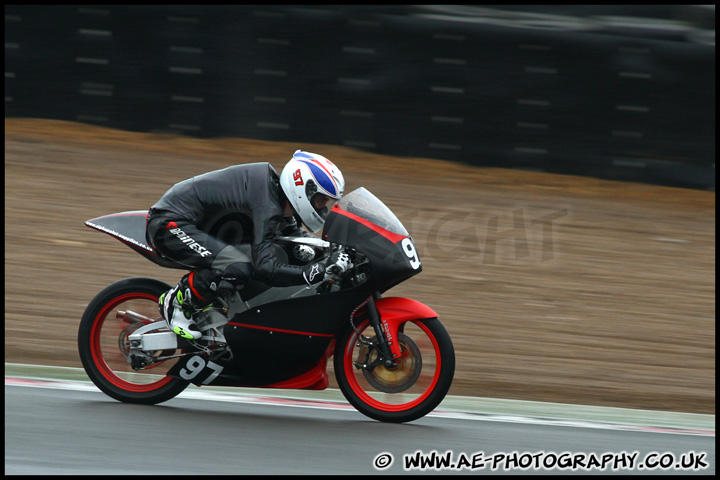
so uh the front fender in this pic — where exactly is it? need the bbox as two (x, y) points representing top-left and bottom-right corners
(373, 297), (438, 359)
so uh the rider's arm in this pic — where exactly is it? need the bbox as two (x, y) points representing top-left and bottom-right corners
(278, 215), (311, 238)
(251, 208), (324, 286)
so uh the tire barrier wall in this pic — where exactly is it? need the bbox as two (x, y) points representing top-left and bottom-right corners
(5, 5), (715, 190)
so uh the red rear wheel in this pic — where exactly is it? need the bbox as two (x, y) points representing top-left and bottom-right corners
(78, 277), (189, 404)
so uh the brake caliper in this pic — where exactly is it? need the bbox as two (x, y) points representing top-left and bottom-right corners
(354, 335), (392, 372)
(354, 335), (374, 370)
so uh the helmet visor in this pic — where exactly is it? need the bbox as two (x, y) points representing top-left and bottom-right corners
(311, 192), (337, 219)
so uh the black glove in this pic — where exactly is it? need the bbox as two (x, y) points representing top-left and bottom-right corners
(302, 262), (326, 285)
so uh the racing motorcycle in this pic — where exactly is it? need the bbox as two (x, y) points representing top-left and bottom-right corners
(78, 187), (455, 423)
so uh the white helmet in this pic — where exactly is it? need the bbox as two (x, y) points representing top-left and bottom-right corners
(279, 150), (345, 233)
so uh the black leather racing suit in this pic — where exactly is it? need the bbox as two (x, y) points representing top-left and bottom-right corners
(146, 162), (315, 291)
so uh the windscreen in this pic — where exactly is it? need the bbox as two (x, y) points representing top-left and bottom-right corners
(337, 187), (409, 236)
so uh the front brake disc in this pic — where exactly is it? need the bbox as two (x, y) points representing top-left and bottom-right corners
(361, 332), (422, 393)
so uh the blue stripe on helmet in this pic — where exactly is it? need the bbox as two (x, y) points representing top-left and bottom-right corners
(299, 159), (337, 197)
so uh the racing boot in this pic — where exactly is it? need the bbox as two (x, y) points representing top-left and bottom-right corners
(159, 271), (217, 340)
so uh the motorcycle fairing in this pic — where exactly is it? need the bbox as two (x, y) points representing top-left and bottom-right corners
(85, 211), (186, 269)
(174, 295), (438, 388)
(227, 289), (369, 336)
(322, 204), (407, 245)
(167, 335), (335, 389)
(322, 205), (422, 293)
(206, 290), (369, 387)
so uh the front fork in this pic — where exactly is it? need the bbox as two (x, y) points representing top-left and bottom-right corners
(361, 292), (401, 369)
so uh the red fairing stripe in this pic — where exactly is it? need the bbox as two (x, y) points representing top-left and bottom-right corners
(324, 205), (407, 244)
(227, 322), (335, 338)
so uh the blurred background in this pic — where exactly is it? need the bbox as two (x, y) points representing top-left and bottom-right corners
(5, 5), (715, 190)
(4, 5), (715, 416)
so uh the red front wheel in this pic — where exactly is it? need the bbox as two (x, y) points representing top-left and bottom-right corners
(334, 317), (454, 423)
(78, 277), (189, 404)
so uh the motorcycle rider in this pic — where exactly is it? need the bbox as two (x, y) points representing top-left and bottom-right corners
(145, 149), (351, 340)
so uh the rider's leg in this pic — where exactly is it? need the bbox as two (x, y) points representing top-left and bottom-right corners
(146, 216), (252, 339)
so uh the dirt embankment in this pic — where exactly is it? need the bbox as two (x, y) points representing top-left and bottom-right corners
(4, 118), (715, 414)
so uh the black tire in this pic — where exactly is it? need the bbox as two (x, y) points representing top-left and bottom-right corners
(78, 277), (189, 404)
(334, 317), (455, 423)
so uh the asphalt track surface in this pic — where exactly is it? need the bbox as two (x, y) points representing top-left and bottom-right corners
(5, 365), (715, 475)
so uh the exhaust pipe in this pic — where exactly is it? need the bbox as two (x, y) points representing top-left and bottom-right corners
(117, 310), (155, 324)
